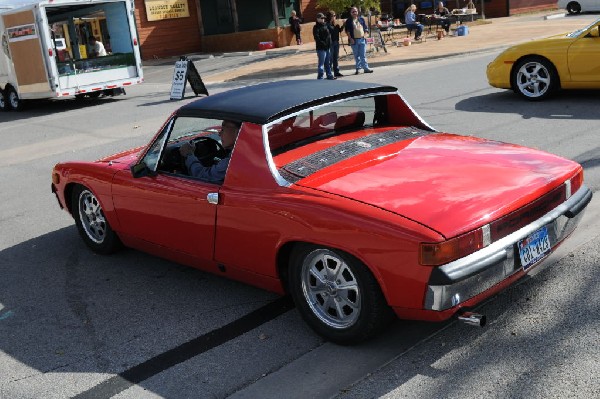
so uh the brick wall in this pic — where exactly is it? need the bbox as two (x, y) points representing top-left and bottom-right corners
(509, 0), (557, 15)
(134, 0), (202, 60)
(201, 23), (319, 53)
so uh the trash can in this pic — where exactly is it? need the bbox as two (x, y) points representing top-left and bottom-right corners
(456, 25), (469, 36)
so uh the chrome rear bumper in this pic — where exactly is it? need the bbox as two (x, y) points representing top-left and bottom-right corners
(424, 186), (592, 311)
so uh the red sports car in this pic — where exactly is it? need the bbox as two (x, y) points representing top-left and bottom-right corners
(51, 80), (592, 344)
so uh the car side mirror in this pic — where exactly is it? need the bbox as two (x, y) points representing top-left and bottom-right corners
(590, 27), (600, 38)
(130, 162), (154, 178)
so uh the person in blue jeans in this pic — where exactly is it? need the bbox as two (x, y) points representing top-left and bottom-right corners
(405, 4), (424, 40)
(313, 13), (335, 80)
(344, 7), (373, 75)
(326, 11), (344, 77)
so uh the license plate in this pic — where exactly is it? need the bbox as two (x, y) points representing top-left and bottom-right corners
(518, 226), (551, 271)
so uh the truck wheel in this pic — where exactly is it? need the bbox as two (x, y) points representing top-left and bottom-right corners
(72, 185), (122, 254)
(0, 89), (7, 111)
(288, 245), (393, 344)
(7, 86), (23, 111)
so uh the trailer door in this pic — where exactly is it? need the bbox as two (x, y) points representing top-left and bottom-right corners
(2, 9), (50, 94)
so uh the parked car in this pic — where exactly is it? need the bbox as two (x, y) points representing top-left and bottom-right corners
(51, 80), (592, 344)
(558, 0), (600, 14)
(487, 17), (600, 100)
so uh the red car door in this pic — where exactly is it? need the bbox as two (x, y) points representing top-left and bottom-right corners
(111, 171), (217, 263)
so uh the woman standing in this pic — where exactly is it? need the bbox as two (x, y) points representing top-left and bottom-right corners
(289, 10), (303, 45)
(326, 11), (344, 77)
(344, 7), (373, 75)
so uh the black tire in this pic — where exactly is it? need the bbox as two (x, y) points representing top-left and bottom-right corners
(0, 89), (7, 111)
(566, 2), (581, 14)
(88, 91), (102, 99)
(6, 86), (23, 111)
(288, 244), (393, 344)
(72, 185), (122, 254)
(511, 57), (559, 101)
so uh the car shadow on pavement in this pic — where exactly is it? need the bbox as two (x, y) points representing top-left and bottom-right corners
(455, 90), (600, 120)
(0, 226), (318, 398)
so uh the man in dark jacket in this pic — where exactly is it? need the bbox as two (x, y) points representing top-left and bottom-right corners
(313, 13), (335, 80)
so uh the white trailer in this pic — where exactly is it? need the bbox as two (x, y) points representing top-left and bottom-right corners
(0, 0), (143, 110)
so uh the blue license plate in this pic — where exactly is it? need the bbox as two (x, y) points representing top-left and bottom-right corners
(518, 226), (551, 271)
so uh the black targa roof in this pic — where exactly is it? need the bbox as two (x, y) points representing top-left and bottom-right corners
(175, 80), (397, 124)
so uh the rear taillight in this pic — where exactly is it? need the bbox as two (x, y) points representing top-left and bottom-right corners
(569, 169), (583, 198)
(420, 225), (490, 266)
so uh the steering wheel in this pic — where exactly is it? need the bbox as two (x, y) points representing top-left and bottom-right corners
(193, 136), (226, 166)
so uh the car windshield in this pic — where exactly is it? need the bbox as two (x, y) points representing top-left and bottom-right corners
(566, 18), (600, 38)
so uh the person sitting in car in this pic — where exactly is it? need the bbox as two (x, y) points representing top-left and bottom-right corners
(178, 120), (241, 184)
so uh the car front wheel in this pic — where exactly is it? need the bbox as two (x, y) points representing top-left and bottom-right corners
(289, 245), (393, 344)
(72, 185), (122, 254)
(566, 2), (581, 14)
(512, 57), (558, 100)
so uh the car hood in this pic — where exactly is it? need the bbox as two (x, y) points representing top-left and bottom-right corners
(296, 134), (579, 238)
(97, 147), (144, 169)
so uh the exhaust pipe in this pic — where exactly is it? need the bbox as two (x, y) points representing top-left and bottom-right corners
(458, 312), (486, 327)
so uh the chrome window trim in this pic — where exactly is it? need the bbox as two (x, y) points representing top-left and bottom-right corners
(261, 91), (434, 187)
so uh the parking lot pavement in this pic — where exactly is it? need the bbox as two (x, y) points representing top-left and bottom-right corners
(163, 12), (596, 84)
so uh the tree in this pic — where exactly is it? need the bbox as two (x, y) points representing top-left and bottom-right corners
(317, 0), (382, 15)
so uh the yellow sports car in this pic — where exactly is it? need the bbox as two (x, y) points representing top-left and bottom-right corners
(487, 18), (600, 100)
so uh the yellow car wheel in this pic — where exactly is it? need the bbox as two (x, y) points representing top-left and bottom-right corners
(511, 57), (559, 101)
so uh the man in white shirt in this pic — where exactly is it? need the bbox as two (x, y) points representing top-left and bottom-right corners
(89, 36), (107, 57)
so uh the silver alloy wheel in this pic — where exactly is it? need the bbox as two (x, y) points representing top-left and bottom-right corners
(0, 90), (5, 110)
(301, 249), (361, 329)
(515, 61), (551, 99)
(78, 189), (107, 244)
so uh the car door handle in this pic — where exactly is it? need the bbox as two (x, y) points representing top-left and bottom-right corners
(207, 192), (219, 204)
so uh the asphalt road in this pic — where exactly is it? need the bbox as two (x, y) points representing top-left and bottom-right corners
(0, 49), (598, 399)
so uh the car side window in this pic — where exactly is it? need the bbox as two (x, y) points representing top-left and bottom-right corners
(142, 116), (226, 179)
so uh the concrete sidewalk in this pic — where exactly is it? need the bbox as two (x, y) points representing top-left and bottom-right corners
(201, 12), (596, 83)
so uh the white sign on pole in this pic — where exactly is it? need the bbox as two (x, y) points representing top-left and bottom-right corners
(170, 60), (188, 100)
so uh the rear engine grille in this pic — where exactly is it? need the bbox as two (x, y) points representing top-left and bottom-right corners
(279, 127), (431, 183)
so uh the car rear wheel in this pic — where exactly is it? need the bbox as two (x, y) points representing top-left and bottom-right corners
(566, 2), (581, 14)
(288, 245), (393, 344)
(72, 185), (122, 254)
(512, 57), (558, 101)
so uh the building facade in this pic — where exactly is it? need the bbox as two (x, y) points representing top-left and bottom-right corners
(134, 0), (558, 60)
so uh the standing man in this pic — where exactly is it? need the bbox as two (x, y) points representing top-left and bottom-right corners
(326, 11), (344, 77)
(344, 7), (373, 75)
(313, 13), (335, 80)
